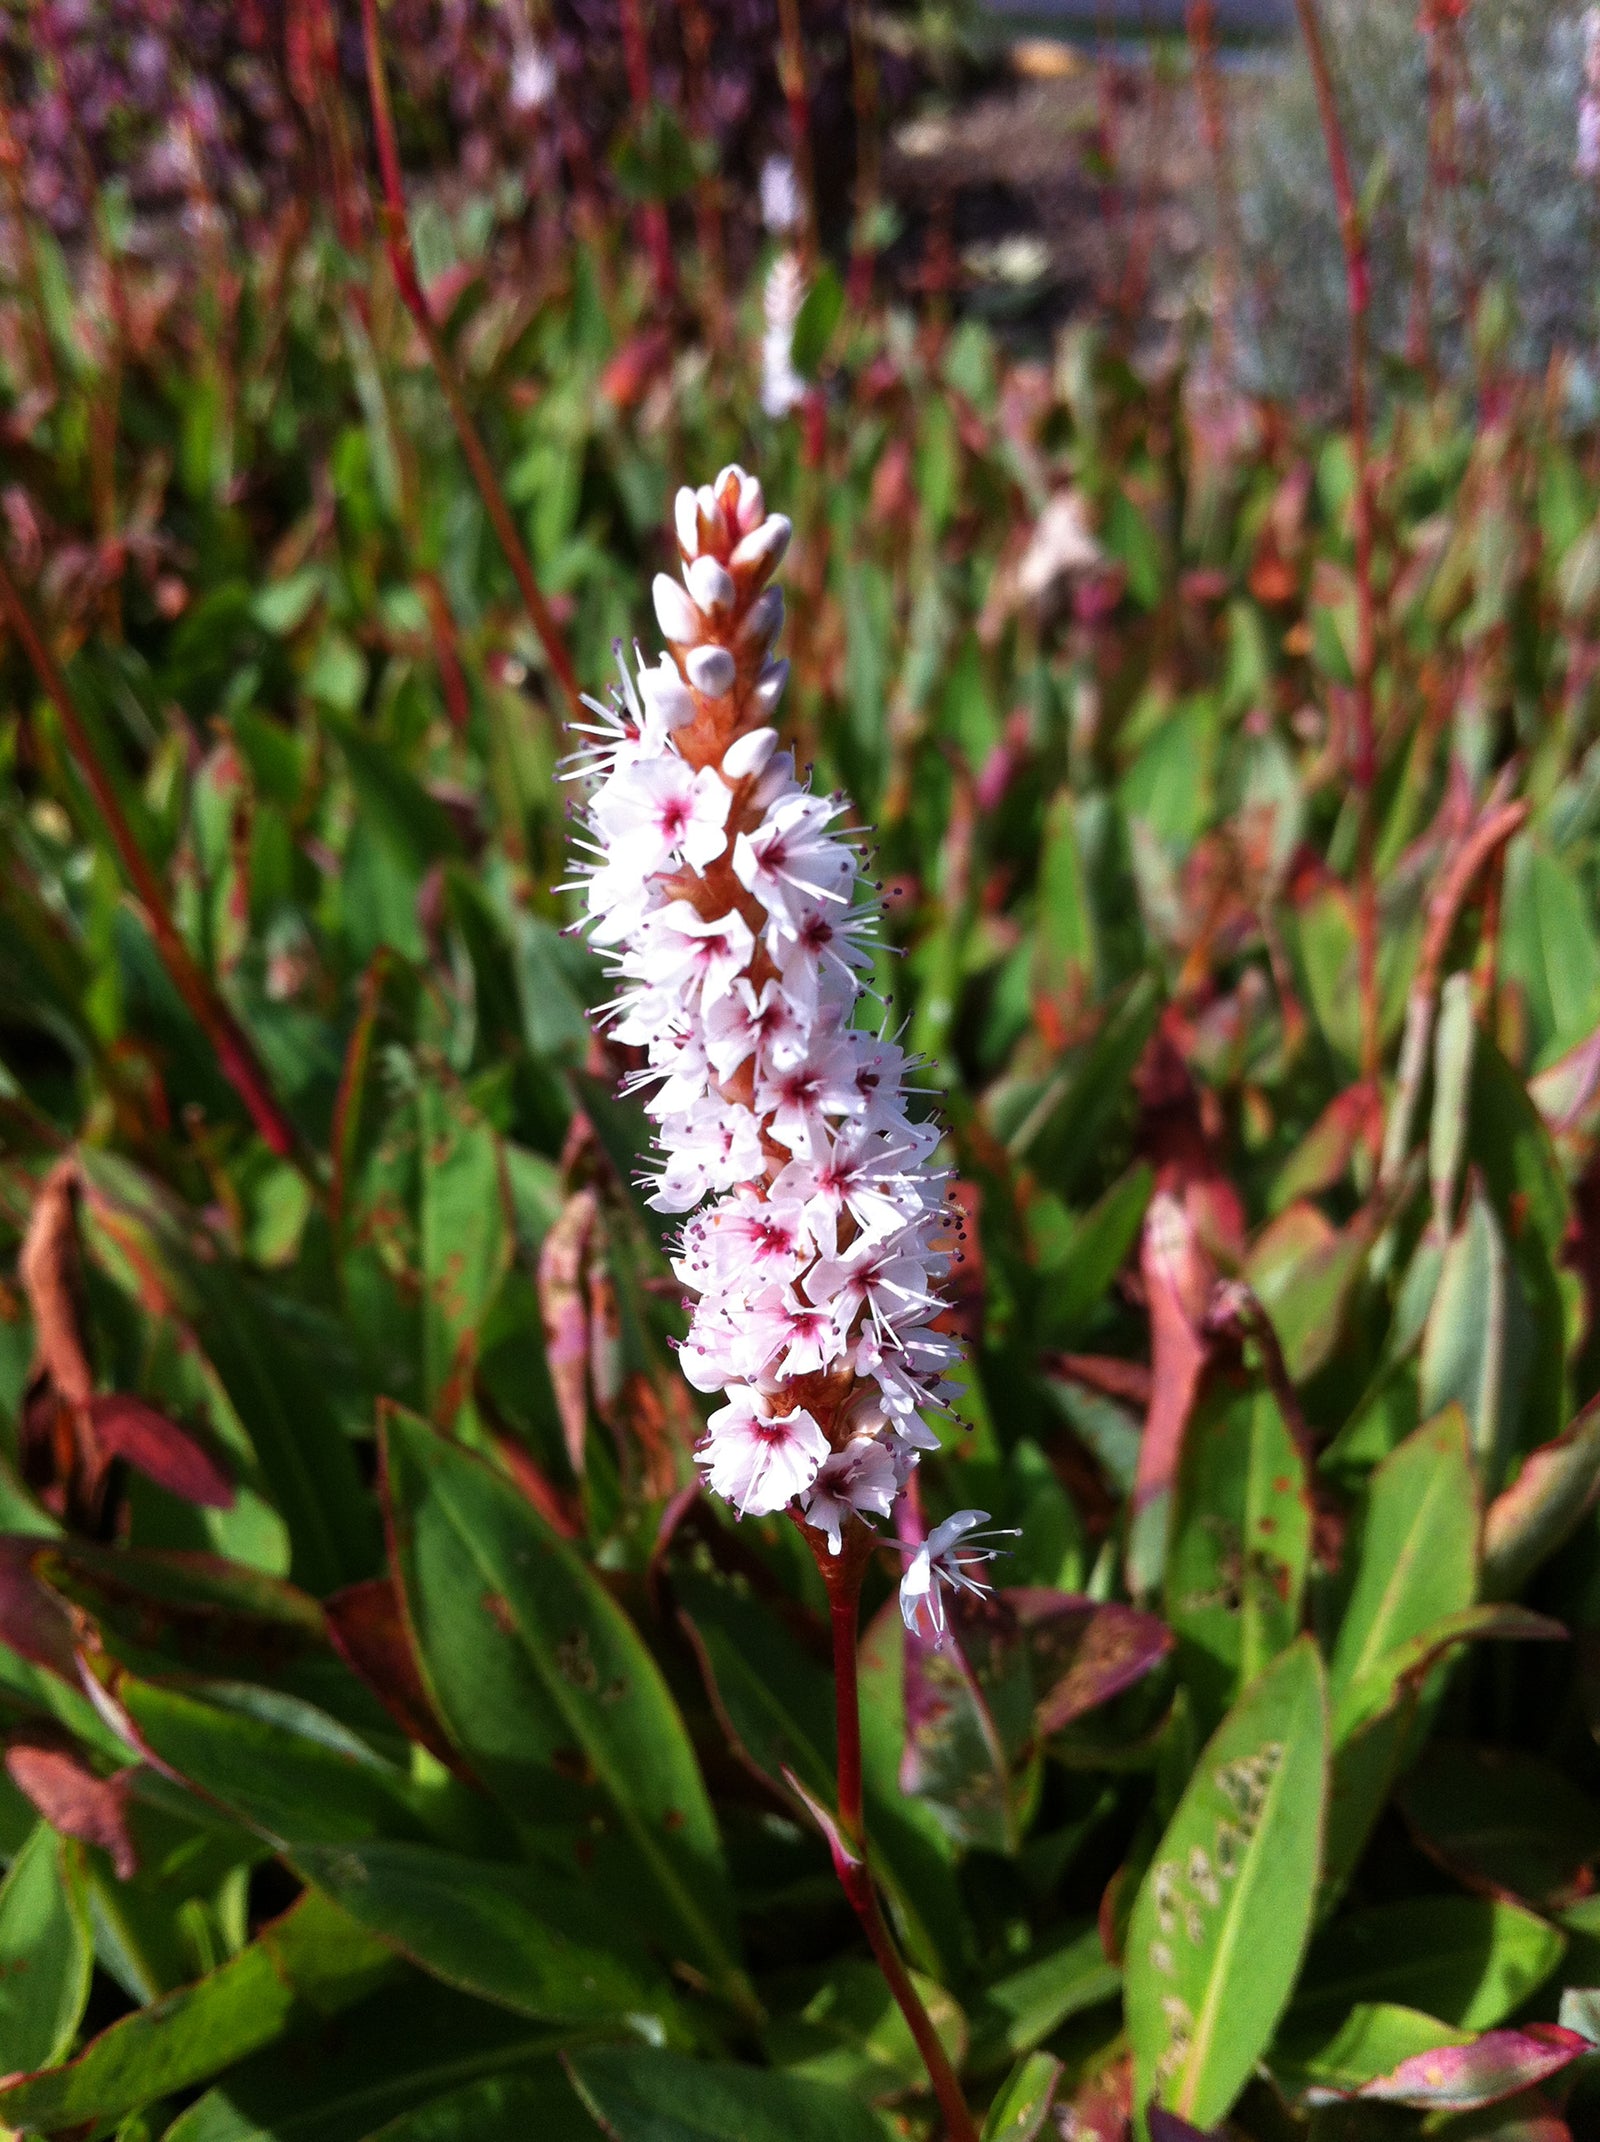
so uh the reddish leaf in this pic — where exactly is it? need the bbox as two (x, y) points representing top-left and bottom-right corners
(87, 1395), (234, 1509)
(1344, 2027), (1589, 2112)
(1015, 1591), (1173, 1736)
(0, 1537), (78, 1678)
(5, 1740), (137, 1879)
(324, 1575), (463, 1774)
(537, 1187), (598, 1476)
(18, 1159), (92, 1408)
(1130, 1192), (1214, 1579)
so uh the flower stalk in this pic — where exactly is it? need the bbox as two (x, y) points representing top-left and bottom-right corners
(565, 465), (1000, 2130)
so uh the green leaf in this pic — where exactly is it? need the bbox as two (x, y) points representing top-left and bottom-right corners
(416, 1079), (512, 1420)
(105, 1671), (433, 1850)
(1328, 1408), (1478, 1722)
(565, 2047), (891, 2142)
(968, 1923), (1120, 2073)
(164, 1980), (586, 2142)
(1005, 973), (1162, 1197)
(1031, 791), (1099, 1014)
(1285, 1895), (1564, 2036)
(0, 1891), (392, 2133)
(1271, 2004), (1469, 2098)
(1483, 1396), (1600, 1596)
(356, 2067), (599, 2142)
(1419, 1186), (1532, 1489)
(766, 1956), (966, 2102)
(1500, 838), (1600, 1068)
(1034, 1166), (1152, 1347)
(291, 1838), (680, 2030)
(0, 1823), (91, 2075)
(1244, 1204), (1372, 1385)
(791, 265), (845, 380)
(79, 1152), (378, 1595)
(1165, 1383), (1311, 1733)
(676, 1568), (957, 1983)
(382, 1409), (743, 2005)
(1395, 1744), (1600, 1909)
(981, 2051), (1062, 2142)
(1125, 1638), (1329, 2129)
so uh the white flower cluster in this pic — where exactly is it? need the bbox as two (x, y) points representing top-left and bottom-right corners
(564, 464), (970, 1571)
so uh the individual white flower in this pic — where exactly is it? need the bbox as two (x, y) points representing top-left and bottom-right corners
(802, 1438), (900, 1554)
(591, 756), (732, 877)
(761, 251), (807, 420)
(696, 1389), (829, 1516)
(899, 1511), (1020, 1643)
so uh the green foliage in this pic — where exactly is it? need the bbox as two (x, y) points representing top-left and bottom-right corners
(4, 36), (1600, 2142)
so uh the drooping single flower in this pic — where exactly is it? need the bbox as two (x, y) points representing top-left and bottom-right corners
(899, 1510), (1021, 1642)
(564, 463), (991, 1631)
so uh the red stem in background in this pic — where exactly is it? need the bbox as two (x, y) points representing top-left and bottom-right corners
(676, 0), (727, 325)
(846, 0), (882, 307)
(359, 0), (582, 720)
(810, 1531), (978, 2142)
(0, 551), (312, 1175)
(1293, 0), (1380, 1083)
(618, 0), (678, 309)
(1183, 0), (1242, 367)
(774, 0), (819, 273)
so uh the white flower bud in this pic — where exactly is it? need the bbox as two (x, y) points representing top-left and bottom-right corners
(686, 555), (737, 615)
(730, 514), (792, 578)
(686, 644), (737, 697)
(752, 658), (790, 716)
(722, 726), (778, 780)
(652, 572), (700, 646)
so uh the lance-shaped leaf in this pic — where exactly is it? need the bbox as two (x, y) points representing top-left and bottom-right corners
(1483, 1396), (1600, 1597)
(1420, 1185), (1532, 1490)
(902, 1600), (1038, 1856)
(86, 1393), (235, 1508)
(1329, 1408), (1478, 1716)
(1165, 1382), (1310, 1734)
(1286, 1895), (1566, 2037)
(1024, 1591), (1173, 1737)
(766, 1955), (966, 2102)
(537, 1186), (599, 1477)
(982, 2051), (1063, 2142)
(1397, 1743), (1600, 1908)
(968, 1923), (1120, 2073)
(1315, 2024), (1591, 2111)
(95, 1666), (437, 1849)
(164, 1981), (586, 2142)
(1125, 1637), (1328, 2130)
(565, 2046), (891, 2142)
(382, 1408), (743, 2004)
(77, 1151), (377, 1594)
(0, 1889), (393, 2134)
(416, 1078), (512, 1424)
(1128, 1191), (1214, 1600)
(0, 1823), (91, 2076)
(291, 1837), (682, 2031)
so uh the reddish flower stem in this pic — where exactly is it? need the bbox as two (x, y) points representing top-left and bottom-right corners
(358, 0), (581, 720)
(0, 550), (313, 1176)
(811, 1531), (978, 2142)
(1294, 0), (1380, 1082)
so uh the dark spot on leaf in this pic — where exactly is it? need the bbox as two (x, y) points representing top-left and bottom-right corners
(481, 1591), (516, 1636)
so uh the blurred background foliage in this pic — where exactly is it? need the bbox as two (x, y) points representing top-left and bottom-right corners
(3, 1), (1600, 2139)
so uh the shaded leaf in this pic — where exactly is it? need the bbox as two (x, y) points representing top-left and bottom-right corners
(982, 2051), (1063, 2142)
(382, 1409), (741, 2001)
(565, 2046), (890, 2142)
(0, 1822), (91, 2076)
